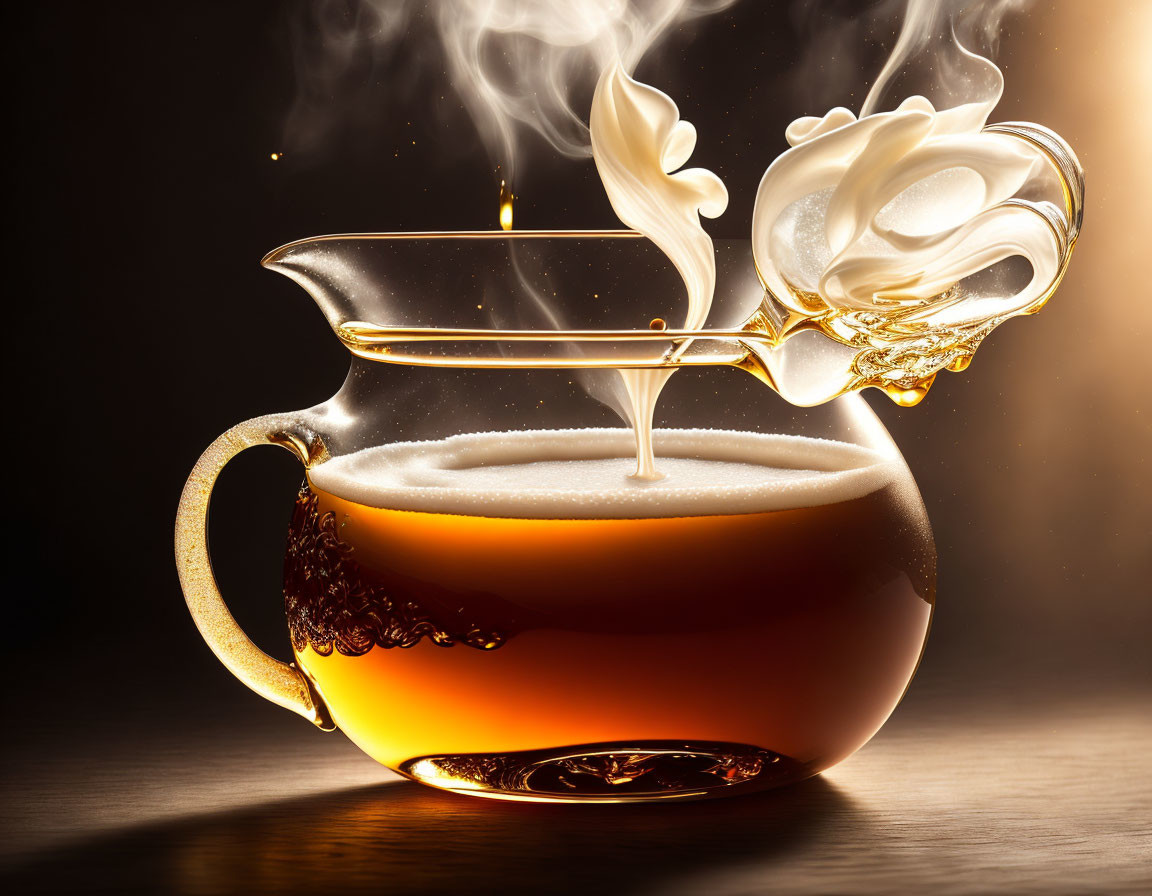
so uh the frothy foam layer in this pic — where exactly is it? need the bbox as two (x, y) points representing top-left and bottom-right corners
(308, 428), (897, 519)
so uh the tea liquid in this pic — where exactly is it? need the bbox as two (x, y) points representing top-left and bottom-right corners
(285, 429), (934, 801)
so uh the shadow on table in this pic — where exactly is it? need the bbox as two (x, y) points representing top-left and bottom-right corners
(4, 775), (861, 895)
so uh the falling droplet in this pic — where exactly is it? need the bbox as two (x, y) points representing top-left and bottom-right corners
(499, 179), (514, 231)
(883, 373), (936, 406)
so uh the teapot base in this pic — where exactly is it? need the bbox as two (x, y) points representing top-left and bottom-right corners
(397, 740), (811, 803)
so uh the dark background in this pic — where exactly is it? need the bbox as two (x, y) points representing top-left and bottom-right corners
(3, 1), (1149, 891)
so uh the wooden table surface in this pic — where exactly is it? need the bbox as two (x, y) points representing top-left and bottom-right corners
(2, 678), (1149, 894)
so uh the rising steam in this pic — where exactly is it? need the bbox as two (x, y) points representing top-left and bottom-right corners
(860, 0), (1033, 116)
(287, 0), (734, 178)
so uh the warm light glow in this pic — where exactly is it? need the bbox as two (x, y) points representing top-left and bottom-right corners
(499, 179), (513, 230)
(407, 759), (489, 792)
(270, 152), (281, 161)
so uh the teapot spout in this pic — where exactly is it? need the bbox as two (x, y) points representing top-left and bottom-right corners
(261, 235), (396, 333)
(260, 231), (700, 336)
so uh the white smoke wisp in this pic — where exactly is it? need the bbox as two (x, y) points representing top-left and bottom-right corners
(860, 0), (1034, 117)
(286, 1), (735, 178)
(786, 0), (1032, 117)
(435, 0), (736, 176)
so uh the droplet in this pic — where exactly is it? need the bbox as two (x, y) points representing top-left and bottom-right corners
(883, 373), (936, 406)
(499, 178), (514, 231)
(649, 317), (667, 331)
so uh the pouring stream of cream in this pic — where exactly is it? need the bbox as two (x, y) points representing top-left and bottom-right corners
(590, 63), (728, 479)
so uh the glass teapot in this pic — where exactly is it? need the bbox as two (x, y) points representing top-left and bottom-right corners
(175, 126), (1081, 804)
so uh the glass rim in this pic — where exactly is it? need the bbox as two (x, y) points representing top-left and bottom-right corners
(264, 230), (767, 370)
(261, 229), (649, 268)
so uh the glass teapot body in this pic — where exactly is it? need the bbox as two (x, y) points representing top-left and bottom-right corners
(177, 233), (935, 802)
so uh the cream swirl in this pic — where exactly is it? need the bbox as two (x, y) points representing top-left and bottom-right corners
(592, 61), (728, 327)
(590, 61), (728, 478)
(752, 63), (1062, 332)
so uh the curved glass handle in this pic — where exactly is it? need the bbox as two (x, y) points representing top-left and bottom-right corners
(175, 414), (335, 731)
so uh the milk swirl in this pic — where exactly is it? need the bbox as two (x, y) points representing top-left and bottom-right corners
(753, 82), (1059, 322)
(749, 22), (1070, 403)
(590, 63), (728, 478)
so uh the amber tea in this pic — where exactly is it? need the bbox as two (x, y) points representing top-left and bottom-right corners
(284, 428), (934, 801)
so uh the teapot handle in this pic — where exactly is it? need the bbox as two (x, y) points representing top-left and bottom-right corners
(175, 414), (335, 730)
